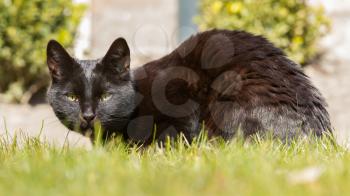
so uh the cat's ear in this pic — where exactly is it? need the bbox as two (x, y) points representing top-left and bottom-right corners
(46, 40), (74, 80)
(102, 38), (130, 73)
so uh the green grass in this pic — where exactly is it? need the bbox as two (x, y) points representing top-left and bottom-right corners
(0, 134), (348, 196)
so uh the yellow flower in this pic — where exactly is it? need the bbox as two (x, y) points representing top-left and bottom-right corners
(211, 1), (223, 14)
(278, 8), (288, 17)
(227, 2), (243, 14)
(292, 36), (304, 45)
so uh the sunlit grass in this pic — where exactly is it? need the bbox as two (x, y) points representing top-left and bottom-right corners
(0, 131), (348, 196)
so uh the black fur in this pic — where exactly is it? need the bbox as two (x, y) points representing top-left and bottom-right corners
(47, 29), (332, 143)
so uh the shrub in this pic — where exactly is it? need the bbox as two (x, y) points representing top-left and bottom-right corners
(195, 0), (330, 65)
(0, 0), (85, 103)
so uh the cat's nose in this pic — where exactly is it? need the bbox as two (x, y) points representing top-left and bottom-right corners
(82, 112), (96, 123)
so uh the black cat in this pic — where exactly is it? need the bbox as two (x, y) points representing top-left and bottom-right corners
(47, 29), (332, 144)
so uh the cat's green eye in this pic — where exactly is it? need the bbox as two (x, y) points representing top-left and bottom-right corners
(100, 93), (112, 102)
(66, 94), (79, 102)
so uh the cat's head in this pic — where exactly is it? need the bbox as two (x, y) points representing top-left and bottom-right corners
(46, 38), (136, 138)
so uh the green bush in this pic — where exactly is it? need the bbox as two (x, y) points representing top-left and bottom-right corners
(196, 0), (330, 65)
(0, 0), (85, 103)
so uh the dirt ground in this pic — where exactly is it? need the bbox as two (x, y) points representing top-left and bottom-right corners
(0, 103), (92, 148)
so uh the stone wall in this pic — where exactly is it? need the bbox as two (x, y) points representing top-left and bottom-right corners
(89, 0), (178, 66)
(313, 0), (350, 63)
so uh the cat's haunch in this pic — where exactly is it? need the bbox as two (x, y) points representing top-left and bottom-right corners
(47, 29), (332, 144)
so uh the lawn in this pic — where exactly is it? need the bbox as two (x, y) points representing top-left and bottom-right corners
(0, 134), (348, 196)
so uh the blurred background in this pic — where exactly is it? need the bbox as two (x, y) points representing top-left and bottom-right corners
(0, 0), (349, 147)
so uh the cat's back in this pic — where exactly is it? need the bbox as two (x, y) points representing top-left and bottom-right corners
(134, 29), (282, 87)
(138, 29), (288, 81)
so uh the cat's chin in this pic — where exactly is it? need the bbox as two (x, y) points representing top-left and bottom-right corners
(77, 127), (95, 140)
(78, 122), (94, 137)
(80, 120), (94, 130)
(83, 129), (93, 137)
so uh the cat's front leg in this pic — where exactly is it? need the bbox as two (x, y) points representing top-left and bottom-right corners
(155, 115), (201, 144)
